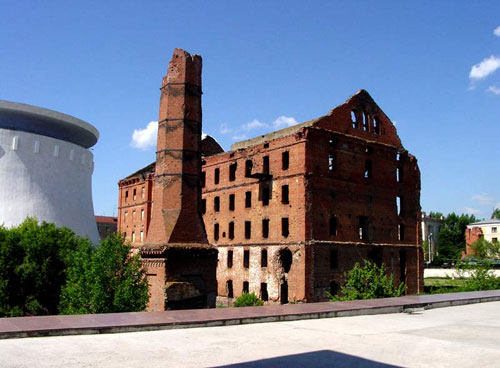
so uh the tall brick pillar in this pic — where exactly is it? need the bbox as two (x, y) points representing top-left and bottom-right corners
(146, 48), (207, 245)
(142, 49), (217, 311)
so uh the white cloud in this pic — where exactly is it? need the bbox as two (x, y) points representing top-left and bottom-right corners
(232, 134), (247, 141)
(469, 55), (500, 80)
(494, 25), (500, 37)
(243, 119), (268, 131)
(472, 193), (496, 206)
(463, 207), (481, 215)
(131, 121), (208, 149)
(219, 123), (232, 134)
(487, 85), (500, 95)
(272, 115), (298, 129)
(130, 121), (158, 150)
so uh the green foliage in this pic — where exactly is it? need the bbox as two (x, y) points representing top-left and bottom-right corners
(491, 208), (500, 219)
(59, 234), (149, 314)
(328, 261), (406, 301)
(232, 293), (264, 307)
(428, 211), (443, 219)
(0, 218), (88, 317)
(469, 238), (500, 259)
(429, 262), (500, 294)
(435, 212), (477, 262)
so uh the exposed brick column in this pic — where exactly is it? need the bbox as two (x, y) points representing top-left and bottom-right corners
(145, 48), (208, 246)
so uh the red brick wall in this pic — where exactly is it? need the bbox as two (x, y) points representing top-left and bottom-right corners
(465, 227), (483, 257)
(117, 175), (153, 246)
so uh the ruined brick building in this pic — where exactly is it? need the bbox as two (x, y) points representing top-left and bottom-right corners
(118, 48), (424, 310)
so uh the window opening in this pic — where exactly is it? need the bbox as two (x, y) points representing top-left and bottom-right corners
(373, 116), (380, 134)
(214, 223), (219, 241)
(396, 167), (402, 183)
(214, 196), (220, 212)
(328, 153), (335, 172)
(142, 187), (145, 199)
(244, 249), (250, 268)
(364, 160), (372, 178)
(330, 249), (338, 270)
(368, 247), (383, 266)
(133, 189), (137, 200)
(261, 283), (269, 301)
(363, 111), (369, 131)
(399, 249), (406, 284)
(262, 186), (270, 206)
(329, 215), (337, 236)
(398, 224), (405, 241)
(214, 168), (220, 184)
(243, 281), (249, 294)
(282, 218), (289, 238)
(261, 249), (268, 267)
(359, 216), (369, 241)
(201, 199), (206, 214)
(245, 221), (251, 239)
(263, 156), (270, 175)
(229, 162), (237, 181)
(279, 248), (293, 273)
(351, 110), (358, 128)
(229, 222), (234, 240)
(396, 196), (403, 216)
(227, 250), (233, 268)
(329, 281), (339, 296)
(201, 171), (206, 188)
(227, 280), (233, 298)
(282, 151), (289, 170)
(262, 219), (269, 239)
(280, 280), (289, 304)
(229, 194), (235, 211)
(245, 191), (252, 208)
(282, 185), (289, 204)
(245, 160), (253, 177)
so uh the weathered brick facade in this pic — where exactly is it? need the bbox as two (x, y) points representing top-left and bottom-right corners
(118, 48), (424, 309)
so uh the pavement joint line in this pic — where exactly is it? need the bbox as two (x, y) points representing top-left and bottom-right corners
(1, 290), (499, 339)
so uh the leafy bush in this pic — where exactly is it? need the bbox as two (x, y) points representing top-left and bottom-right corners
(430, 261), (500, 294)
(0, 219), (149, 317)
(0, 218), (88, 317)
(233, 293), (264, 307)
(329, 260), (406, 301)
(59, 234), (149, 314)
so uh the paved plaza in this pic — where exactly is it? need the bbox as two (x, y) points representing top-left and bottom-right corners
(1, 301), (500, 367)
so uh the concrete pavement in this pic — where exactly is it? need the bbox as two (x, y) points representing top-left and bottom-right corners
(1, 301), (499, 367)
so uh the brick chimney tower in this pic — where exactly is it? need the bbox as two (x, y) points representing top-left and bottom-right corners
(146, 48), (208, 245)
(141, 49), (217, 311)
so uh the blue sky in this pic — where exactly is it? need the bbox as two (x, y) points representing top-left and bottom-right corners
(1, 1), (500, 219)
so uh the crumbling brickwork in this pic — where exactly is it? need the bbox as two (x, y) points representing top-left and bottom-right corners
(465, 227), (483, 257)
(118, 50), (423, 309)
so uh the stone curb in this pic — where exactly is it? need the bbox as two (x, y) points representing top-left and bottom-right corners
(1, 290), (499, 339)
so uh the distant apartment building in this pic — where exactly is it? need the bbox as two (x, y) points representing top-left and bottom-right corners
(95, 215), (118, 241)
(465, 219), (500, 257)
(421, 213), (444, 262)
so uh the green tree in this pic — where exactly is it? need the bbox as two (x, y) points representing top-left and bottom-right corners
(59, 234), (149, 314)
(435, 213), (477, 262)
(329, 261), (406, 301)
(469, 238), (500, 259)
(491, 208), (500, 219)
(428, 211), (443, 219)
(0, 219), (87, 317)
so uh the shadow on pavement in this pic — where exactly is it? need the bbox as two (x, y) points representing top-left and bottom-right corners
(213, 350), (401, 367)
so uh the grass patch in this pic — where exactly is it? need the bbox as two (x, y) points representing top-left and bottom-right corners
(424, 278), (467, 288)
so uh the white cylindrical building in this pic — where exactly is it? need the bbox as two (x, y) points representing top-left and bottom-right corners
(0, 100), (100, 243)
